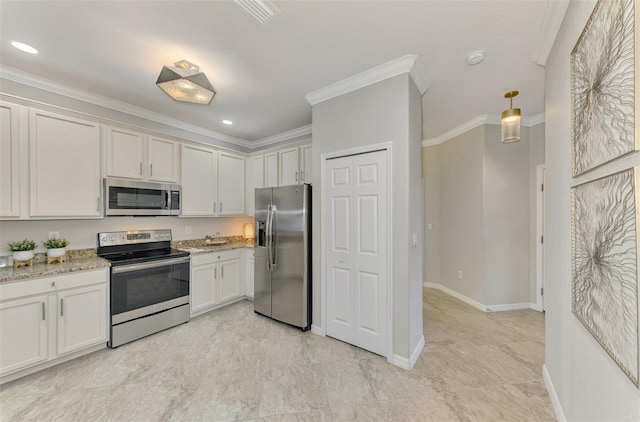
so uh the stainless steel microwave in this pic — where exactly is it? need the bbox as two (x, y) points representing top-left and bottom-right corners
(104, 178), (181, 216)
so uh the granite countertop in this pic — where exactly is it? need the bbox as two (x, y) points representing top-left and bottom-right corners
(173, 239), (254, 255)
(0, 253), (111, 283)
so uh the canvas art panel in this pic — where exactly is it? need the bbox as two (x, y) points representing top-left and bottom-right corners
(571, 0), (636, 177)
(571, 167), (639, 387)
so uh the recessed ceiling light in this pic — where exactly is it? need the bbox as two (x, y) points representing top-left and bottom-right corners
(222, 120), (233, 125)
(465, 50), (485, 66)
(11, 41), (38, 55)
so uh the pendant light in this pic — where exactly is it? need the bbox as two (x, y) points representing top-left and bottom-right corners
(501, 90), (521, 143)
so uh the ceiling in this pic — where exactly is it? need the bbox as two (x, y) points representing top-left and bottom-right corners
(0, 0), (554, 146)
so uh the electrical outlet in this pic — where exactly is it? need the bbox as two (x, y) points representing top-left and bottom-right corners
(185, 226), (192, 235)
(412, 233), (418, 246)
(457, 270), (463, 279)
(48, 231), (60, 239)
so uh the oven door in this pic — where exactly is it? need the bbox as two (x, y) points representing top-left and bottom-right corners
(110, 256), (190, 324)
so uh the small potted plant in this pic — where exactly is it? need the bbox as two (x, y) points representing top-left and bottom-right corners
(8, 239), (37, 262)
(43, 238), (69, 258)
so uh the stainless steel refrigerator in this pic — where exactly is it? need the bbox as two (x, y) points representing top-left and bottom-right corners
(254, 184), (311, 330)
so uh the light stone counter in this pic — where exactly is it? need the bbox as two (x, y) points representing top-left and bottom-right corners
(172, 236), (253, 255)
(0, 256), (110, 283)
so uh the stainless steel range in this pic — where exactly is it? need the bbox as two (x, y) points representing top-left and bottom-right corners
(97, 229), (190, 348)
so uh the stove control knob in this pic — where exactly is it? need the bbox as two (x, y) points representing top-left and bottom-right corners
(109, 236), (115, 242)
(101, 236), (107, 243)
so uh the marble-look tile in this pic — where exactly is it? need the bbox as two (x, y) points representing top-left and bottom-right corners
(258, 363), (328, 417)
(0, 292), (553, 422)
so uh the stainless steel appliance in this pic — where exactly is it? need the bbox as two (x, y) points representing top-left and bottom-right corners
(254, 184), (311, 330)
(97, 229), (190, 348)
(104, 177), (181, 216)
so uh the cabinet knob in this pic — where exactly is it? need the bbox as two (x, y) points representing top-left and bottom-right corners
(51, 281), (56, 287)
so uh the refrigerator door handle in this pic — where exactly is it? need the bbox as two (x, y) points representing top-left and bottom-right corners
(270, 205), (277, 270)
(266, 204), (273, 271)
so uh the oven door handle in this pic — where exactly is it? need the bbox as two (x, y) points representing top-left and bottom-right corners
(112, 256), (191, 274)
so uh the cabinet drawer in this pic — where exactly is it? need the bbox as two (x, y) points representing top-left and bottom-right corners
(0, 269), (108, 302)
(191, 249), (241, 266)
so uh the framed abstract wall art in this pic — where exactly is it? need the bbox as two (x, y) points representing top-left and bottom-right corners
(571, 167), (639, 387)
(571, 0), (637, 177)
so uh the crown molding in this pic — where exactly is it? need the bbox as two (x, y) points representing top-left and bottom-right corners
(533, 0), (570, 67)
(0, 65), (252, 148)
(305, 54), (430, 106)
(422, 112), (546, 147)
(250, 124), (312, 149)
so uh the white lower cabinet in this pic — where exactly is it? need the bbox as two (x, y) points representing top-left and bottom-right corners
(0, 269), (108, 378)
(190, 249), (243, 316)
(0, 295), (49, 375)
(57, 284), (107, 356)
(245, 249), (255, 299)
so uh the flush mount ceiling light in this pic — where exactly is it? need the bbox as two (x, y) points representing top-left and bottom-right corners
(501, 90), (521, 143)
(156, 59), (216, 105)
(11, 41), (38, 54)
(222, 120), (233, 125)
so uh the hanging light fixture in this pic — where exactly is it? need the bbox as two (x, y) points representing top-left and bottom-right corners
(156, 60), (216, 105)
(501, 90), (521, 143)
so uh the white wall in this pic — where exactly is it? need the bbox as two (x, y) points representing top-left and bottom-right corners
(423, 122), (543, 308)
(311, 73), (423, 361)
(422, 145), (440, 286)
(0, 216), (252, 255)
(438, 125), (486, 303)
(544, 0), (640, 419)
(483, 124), (530, 306)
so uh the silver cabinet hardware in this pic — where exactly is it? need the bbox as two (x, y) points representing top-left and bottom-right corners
(214, 267), (217, 279)
(60, 298), (64, 317)
(150, 163), (153, 177)
(213, 202), (216, 213)
(139, 162), (143, 176)
(51, 281), (55, 287)
(97, 197), (100, 212)
(42, 302), (45, 321)
(221, 266), (224, 278)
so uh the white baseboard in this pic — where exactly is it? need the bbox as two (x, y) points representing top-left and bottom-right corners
(311, 324), (325, 336)
(423, 282), (536, 313)
(543, 364), (566, 422)
(390, 335), (425, 370)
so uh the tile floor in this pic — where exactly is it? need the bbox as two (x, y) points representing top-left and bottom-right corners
(0, 288), (556, 421)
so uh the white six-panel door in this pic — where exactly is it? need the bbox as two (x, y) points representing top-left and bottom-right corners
(325, 149), (388, 356)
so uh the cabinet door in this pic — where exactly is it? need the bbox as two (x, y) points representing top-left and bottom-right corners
(57, 285), (107, 356)
(218, 152), (245, 215)
(301, 145), (312, 183)
(181, 145), (217, 216)
(219, 259), (241, 302)
(279, 147), (300, 186)
(29, 110), (101, 217)
(105, 127), (145, 180)
(191, 263), (217, 313)
(0, 296), (48, 375)
(246, 252), (255, 299)
(264, 152), (278, 188)
(0, 102), (20, 218)
(246, 155), (264, 216)
(148, 137), (179, 183)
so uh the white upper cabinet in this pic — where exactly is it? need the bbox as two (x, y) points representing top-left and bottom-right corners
(106, 127), (179, 183)
(105, 127), (145, 180)
(264, 152), (278, 188)
(148, 136), (179, 183)
(0, 102), (21, 218)
(278, 145), (312, 185)
(279, 147), (300, 186)
(246, 155), (264, 216)
(29, 109), (101, 218)
(181, 145), (245, 217)
(181, 144), (217, 216)
(301, 145), (313, 183)
(218, 152), (245, 215)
